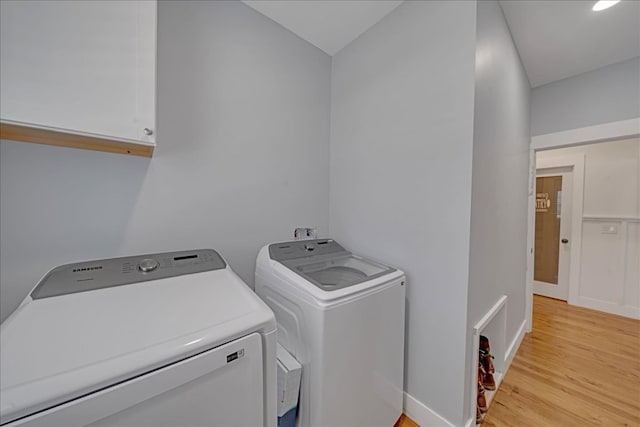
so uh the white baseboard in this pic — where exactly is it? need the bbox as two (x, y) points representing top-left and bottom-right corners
(403, 392), (454, 427)
(574, 296), (640, 320)
(504, 319), (527, 368)
(463, 416), (475, 427)
(404, 320), (527, 427)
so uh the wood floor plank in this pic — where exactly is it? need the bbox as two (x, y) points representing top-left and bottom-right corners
(481, 295), (640, 427)
(394, 413), (419, 427)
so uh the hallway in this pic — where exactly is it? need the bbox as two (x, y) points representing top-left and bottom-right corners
(483, 295), (640, 426)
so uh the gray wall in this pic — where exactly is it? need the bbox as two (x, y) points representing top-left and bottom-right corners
(531, 57), (640, 136)
(329, 1), (477, 425)
(0, 0), (331, 321)
(466, 0), (530, 420)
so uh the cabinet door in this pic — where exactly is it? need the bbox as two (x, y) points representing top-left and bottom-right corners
(0, 0), (156, 145)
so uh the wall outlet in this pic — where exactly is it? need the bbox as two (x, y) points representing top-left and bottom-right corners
(294, 227), (317, 240)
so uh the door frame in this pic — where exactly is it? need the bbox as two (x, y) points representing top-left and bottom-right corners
(525, 117), (640, 332)
(533, 163), (579, 301)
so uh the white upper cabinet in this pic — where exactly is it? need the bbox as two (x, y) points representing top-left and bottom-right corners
(0, 0), (156, 150)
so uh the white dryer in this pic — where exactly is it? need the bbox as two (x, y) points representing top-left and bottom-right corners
(1, 249), (277, 427)
(255, 239), (405, 427)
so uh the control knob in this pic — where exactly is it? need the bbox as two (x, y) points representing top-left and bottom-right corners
(138, 258), (159, 273)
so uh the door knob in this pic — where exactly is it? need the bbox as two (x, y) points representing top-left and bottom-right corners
(561, 238), (569, 244)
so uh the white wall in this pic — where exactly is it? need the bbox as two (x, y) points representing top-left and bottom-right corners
(329, 1), (477, 425)
(531, 57), (640, 136)
(537, 138), (640, 318)
(466, 0), (531, 421)
(0, 0), (331, 321)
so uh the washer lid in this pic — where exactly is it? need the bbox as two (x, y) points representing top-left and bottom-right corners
(0, 262), (275, 424)
(286, 254), (395, 291)
(269, 240), (396, 292)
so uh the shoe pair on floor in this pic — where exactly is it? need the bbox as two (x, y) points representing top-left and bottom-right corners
(476, 335), (495, 424)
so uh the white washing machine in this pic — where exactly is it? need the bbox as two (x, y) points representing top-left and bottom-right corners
(255, 239), (405, 427)
(1, 249), (277, 427)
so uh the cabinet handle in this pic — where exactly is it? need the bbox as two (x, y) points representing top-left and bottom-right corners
(143, 128), (153, 136)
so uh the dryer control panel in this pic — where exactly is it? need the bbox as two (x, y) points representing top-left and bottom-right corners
(30, 249), (226, 299)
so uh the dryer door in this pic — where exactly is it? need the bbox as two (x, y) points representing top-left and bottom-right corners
(5, 333), (264, 427)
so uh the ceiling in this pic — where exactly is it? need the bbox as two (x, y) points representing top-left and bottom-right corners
(242, 0), (639, 88)
(242, 0), (403, 56)
(500, 0), (640, 87)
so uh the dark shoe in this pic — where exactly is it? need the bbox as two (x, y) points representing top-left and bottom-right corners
(476, 406), (484, 424)
(479, 347), (496, 390)
(480, 348), (495, 375)
(482, 371), (496, 391)
(477, 380), (487, 412)
(479, 337), (495, 374)
(480, 358), (496, 390)
(480, 335), (491, 353)
(477, 364), (488, 411)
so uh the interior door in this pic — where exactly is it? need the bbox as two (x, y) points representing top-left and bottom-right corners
(533, 167), (573, 300)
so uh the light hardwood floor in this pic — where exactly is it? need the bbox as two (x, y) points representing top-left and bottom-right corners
(482, 295), (640, 427)
(394, 413), (419, 427)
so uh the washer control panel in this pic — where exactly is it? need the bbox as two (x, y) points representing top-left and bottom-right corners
(270, 238), (347, 261)
(31, 249), (226, 299)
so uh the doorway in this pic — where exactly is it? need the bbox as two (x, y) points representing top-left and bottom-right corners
(533, 167), (573, 301)
(526, 118), (640, 331)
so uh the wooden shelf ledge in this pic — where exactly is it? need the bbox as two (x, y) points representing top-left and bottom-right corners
(0, 122), (154, 158)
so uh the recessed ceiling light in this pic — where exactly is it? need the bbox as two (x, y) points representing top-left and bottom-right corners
(592, 0), (621, 11)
